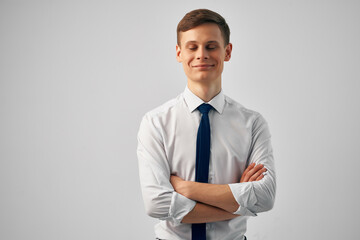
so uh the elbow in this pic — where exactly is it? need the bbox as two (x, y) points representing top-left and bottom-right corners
(252, 181), (276, 214)
(145, 204), (165, 219)
(140, 185), (173, 219)
(248, 196), (275, 215)
(255, 189), (276, 213)
(143, 197), (171, 219)
(260, 196), (275, 212)
(145, 206), (160, 219)
(144, 201), (156, 218)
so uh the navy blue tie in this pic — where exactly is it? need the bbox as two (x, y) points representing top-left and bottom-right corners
(192, 103), (213, 240)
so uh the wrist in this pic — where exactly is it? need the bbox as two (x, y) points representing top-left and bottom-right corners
(182, 180), (193, 199)
(185, 181), (203, 200)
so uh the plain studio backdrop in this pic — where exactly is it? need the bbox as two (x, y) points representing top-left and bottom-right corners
(1, 0), (359, 239)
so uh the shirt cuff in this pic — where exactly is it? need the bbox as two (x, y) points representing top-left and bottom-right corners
(228, 182), (257, 217)
(166, 191), (196, 225)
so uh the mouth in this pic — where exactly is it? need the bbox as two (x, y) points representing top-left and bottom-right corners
(192, 64), (215, 70)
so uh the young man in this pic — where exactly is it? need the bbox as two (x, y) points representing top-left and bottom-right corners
(137, 9), (276, 240)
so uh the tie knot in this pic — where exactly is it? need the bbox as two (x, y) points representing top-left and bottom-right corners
(197, 103), (213, 115)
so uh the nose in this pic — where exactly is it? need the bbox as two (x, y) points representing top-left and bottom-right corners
(196, 47), (209, 60)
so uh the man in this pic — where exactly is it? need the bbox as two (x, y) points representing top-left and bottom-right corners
(137, 9), (276, 240)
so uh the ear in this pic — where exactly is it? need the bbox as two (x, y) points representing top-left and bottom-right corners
(224, 43), (232, 61)
(176, 44), (182, 63)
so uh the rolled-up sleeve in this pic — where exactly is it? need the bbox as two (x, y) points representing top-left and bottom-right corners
(228, 114), (276, 216)
(137, 114), (196, 224)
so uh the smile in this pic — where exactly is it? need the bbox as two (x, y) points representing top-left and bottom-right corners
(192, 64), (215, 69)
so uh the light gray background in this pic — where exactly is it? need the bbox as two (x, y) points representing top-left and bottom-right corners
(1, 0), (359, 239)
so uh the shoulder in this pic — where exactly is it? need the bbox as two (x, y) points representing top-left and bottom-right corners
(224, 94), (269, 132)
(138, 94), (183, 139)
(143, 93), (183, 120)
(224, 94), (262, 119)
(140, 92), (184, 131)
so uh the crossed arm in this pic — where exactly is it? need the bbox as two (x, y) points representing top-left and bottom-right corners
(138, 113), (275, 224)
(170, 163), (267, 223)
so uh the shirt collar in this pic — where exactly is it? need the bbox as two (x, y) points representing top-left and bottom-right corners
(183, 85), (225, 114)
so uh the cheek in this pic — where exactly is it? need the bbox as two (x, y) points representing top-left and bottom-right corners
(182, 61), (191, 72)
(215, 61), (224, 72)
(185, 57), (194, 67)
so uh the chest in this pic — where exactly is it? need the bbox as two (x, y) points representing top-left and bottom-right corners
(163, 112), (252, 183)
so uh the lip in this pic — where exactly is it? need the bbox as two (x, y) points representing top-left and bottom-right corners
(192, 64), (215, 69)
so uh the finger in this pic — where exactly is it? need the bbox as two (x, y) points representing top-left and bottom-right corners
(170, 175), (180, 184)
(249, 168), (267, 182)
(240, 163), (254, 182)
(248, 164), (264, 176)
(240, 163), (255, 182)
(255, 174), (264, 181)
(244, 162), (255, 174)
(243, 164), (264, 182)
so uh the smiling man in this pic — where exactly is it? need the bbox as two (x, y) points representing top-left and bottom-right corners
(137, 9), (276, 240)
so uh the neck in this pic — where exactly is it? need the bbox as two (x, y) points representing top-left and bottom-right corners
(187, 80), (221, 102)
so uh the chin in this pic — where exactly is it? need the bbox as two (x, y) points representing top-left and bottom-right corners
(193, 72), (218, 82)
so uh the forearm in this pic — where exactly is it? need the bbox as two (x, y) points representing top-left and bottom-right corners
(178, 181), (239, 213)
(170, 163), (268, 214)
(181, 202), (239, 224)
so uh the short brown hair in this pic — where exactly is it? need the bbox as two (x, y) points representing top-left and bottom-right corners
(177, 9), (230, 46)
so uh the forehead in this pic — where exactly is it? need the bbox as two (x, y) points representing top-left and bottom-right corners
(179, 23), (224, 45)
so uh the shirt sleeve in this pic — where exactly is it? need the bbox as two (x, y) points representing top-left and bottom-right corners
(228, 113), (276, 216)
(137, 114), (196, 225)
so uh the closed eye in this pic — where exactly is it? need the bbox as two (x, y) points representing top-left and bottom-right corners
(206, 44), (217, 50)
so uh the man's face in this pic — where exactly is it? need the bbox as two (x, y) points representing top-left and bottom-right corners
(176, 23), (232, 85)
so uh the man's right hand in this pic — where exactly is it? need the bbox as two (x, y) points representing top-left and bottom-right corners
(240, 163), (267, 183)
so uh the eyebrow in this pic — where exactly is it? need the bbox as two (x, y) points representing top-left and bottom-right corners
(185, 40), (220, 46)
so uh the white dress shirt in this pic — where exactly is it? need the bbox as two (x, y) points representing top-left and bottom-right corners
(137, 86), (276, 240)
